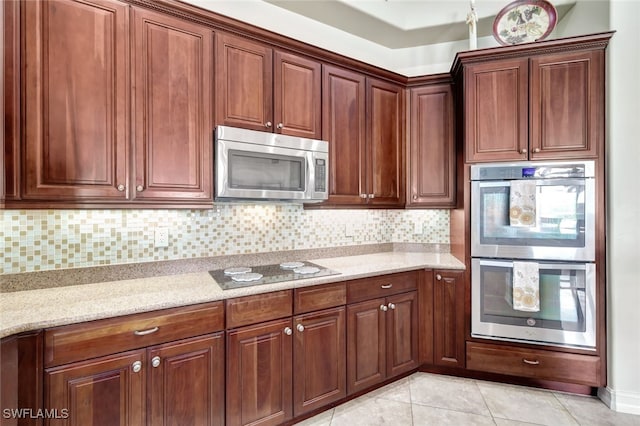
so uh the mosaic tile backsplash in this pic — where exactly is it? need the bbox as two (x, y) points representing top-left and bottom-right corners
(1, 206), (449, 275)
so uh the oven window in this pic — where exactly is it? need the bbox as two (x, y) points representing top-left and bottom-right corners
(480, 265), (586, 332)
(478, 183), (585, 248)
(228, 150), (304, 191)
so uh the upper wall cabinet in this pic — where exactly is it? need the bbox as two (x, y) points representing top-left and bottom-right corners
(321, 65), (405, 208)
(215, 32), (322, 139)
(22, 0), (130, 201)
(7, 0), (214, 206)
(458, 41), (607, 163)
(407, 83), (456, 208)
(131, 7), (213, 202)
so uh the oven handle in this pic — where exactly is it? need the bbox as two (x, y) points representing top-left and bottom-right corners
(474, 258), (589, 271)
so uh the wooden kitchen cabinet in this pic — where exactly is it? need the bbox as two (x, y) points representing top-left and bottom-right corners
(432, 270), (466, 368)
(131, 7), (213, 202)
(461, 48), (605, 163)
(321, 66), (405, 207)
(43, 301), (225, 425)
(226, 318), (293, 426)
(346, 272), (418, 394)
(407, 83), (456, 207)
(215, 32), (321, 138)
(293, 307), (346, 416)
(21, 0), (130, 201)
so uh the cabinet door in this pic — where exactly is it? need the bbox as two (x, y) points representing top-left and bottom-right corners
(274, 51), (321, 139)
(433, 270), (466, 368)
(226, 319), (293, 426)
(408, 84), (456, 207)
(22, 0), (129, 200)
(322, 65), (367, 206)
(293, 307), (346, 416)
(465, 59), (529, 163)
(386, 291), (419, 378)
(529, 50), (603, 160)
(346, 298), (386, 395)
(45, 350), (145, 426)
(367, 78), (405, 206)
(132, 8), (213, 202)
(148, 333), (224, 426)
(216, 33), (273, 132)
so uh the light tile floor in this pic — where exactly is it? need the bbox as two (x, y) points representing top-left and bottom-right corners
(295, 372), (640, 426)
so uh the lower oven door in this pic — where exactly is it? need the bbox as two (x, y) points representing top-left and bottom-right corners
(471, 258), (596, 350)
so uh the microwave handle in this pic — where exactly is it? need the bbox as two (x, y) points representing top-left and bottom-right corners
(476, 258), (589, 271)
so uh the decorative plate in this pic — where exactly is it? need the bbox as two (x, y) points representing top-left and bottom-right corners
(493, 0), (557, 46)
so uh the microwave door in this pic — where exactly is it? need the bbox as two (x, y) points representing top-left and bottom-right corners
(471, 178), (595, 261)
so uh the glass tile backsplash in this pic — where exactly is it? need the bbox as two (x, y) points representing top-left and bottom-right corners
(1, 205), (449, 274)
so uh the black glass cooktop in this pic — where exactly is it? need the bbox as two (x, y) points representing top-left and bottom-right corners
(209, 262), (340, 290)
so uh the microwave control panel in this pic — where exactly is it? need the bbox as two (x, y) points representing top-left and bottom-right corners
(315, 159), (326, 192)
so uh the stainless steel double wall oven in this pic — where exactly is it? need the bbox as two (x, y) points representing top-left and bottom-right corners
(470, 161), (597, 350)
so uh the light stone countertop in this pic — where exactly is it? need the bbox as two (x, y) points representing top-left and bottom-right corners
(0, 251), (464, 339)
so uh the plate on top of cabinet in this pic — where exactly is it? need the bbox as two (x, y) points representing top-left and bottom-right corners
(493, 0), (557, 46)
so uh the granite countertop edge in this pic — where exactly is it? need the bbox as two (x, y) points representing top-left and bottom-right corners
(0, 251), (465, 339)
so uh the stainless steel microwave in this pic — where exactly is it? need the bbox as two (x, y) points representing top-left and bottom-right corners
(215, 126), (329, 203)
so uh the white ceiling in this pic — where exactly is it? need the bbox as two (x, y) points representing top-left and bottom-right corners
(188, 0), (578, 75)
(263, 0), (576, 48)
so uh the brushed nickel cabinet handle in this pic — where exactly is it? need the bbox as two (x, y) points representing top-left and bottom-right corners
(297, 324), (305, 332)
(381, 284), (393, 289)
(136, 185), (144, 192)
(265, 121), (272, 128)
(134, 326), (159, 336)
(436, 274), (442, 281)
(379, 304), (388, 312)
(368, 194), (375, 199)
(277, 123), (284, 129)
(117, 184), (125, 192)
(151, 356), (161, 368)
(520, 149), (527, 154)
(532, 148), (541, 153)
(360, 194), (367, 198)
(523, 358), (540, 365)
(387, 303), (396, 310)
(284, 327), (293, 336)
(132, 361), (142, 373)
(413, 194), (418, 200)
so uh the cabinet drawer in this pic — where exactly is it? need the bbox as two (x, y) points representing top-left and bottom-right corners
(45, 301), (224, 367)
(294, 282), (346, 314)
(466, 342), (602, 386)
(226, 290), (292, 329)
(347, 271), (417, 304)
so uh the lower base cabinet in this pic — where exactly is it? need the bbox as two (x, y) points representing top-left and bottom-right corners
(45, 332), (225, 426)
(346, 291), (419, 394)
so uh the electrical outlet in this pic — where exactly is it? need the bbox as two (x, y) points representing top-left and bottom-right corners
(413, 222), (423, 235)
(154, 227), (169, 248)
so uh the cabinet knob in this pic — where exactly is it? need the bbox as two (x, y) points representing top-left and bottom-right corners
(265, 121), (272, 128)
(296, 324), (305, 333)
(277, 123), (284, 129)
(379, 304), (388, 312)
(387, 302), (396, 310)
(284, 327), (293, 336)
(413, 194), (418, 200)
(381, 284), (393, 289)
(436, 274), (442, 281)
(360, 194), (367, 198)
(523, 358), (540, 365)
(368, 194), (375, 199)
(520, 149), (527, 154)
(151, 356), (161, 368)
(136, 185), (144, 192)
(532, 148), (541, 153)
(132, 361), (142, 373)
(117, 184), (125, 192)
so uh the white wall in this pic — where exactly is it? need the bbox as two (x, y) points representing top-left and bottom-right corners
(604, 0), (640, 415)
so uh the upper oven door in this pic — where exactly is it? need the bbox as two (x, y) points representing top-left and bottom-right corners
(471, 177), (595, 261)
